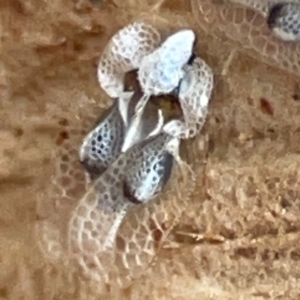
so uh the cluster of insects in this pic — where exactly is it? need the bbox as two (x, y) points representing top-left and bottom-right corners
(37, 0), (300, 286)
(62, 22), (213, 284)
(66, 21), (214, 280)
(69, 0), (300, 277)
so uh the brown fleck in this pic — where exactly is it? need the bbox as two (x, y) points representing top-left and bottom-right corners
(260, 97), (274, 115)
(123, 69), (140, 92)
(56, 131), (69, 145)
(280, 197), (291, 208)
(11, 0), (26, 14)
(234, 247), (257, 259)
(152, 228), (163, 243)
(13, 127), (24, 137)
(290, 249), (300, 261)
(292, 83), (300, 101)
(208, 138), (215, 153)
(58, 118), (69, 127)
(0, 288), (8, 298)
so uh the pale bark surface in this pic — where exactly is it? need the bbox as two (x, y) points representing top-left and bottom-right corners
(1, 0), (300, 299)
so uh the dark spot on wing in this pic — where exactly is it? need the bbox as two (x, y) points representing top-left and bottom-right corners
(122, 180), (142, 204)
(267, 3), (286, 28)
(161, 152), (174, 187)
(173, 51), (196, 96)
(80, 158), (106, 180)
(187, 52), (196, 66)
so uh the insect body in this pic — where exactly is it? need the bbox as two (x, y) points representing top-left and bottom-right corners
(123, 133), (174, 202)
(69, 131), (178, 255)
(135, 30), (196, 116)
(79, 94), (133, 180)
(138, 29), (196, 96)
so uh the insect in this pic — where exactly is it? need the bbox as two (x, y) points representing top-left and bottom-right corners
(135, 29), (196, 116)
(138, 29), (196, 97)
(122, 133), (175, 203)
(80, 69), (175, 179)
(131, 29), (213, 141)
(97, 21), (161, 99)
(96, 21), (213, 145)
(121, 36), (213, 151)
(267, 2), (300, 41)
(38, 22), (203, 286)
(93, 22), (166, 158)
(125, 55), (214, 144)
(68, 128), (182, 271)
(79, 93), (132, 180)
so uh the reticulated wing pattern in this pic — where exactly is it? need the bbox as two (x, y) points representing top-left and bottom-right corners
(163, 57), (214, 139)
(134, 30), (196, 128)
(35, 115), (95, 264)
(226, 0), (271, 16)
(97, 22), (161, 98)
(23, 2), (300, 299)
(79, 100), (125, 180)
(111, 161), (196, 288)
(34, 16), (203, 293)
(68, 150), (135, 284)
(68, 159), (132, 255)
(192, 0), (300, 77)
(138, 30), (195, 96)
(68, 131), (194, 287)
(124, 133), (174, 202)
